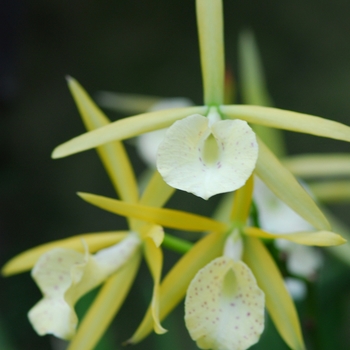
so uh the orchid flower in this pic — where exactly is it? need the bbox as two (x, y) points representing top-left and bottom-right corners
(119, 176), (345, 350)
(184, 230), (265, 350)
(2, 74), (233, 349)
(51, 0), (350, 208)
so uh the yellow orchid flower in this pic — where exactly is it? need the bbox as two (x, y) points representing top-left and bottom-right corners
(127, 176), (345, 350)
(52, 0), (350, 208)
(2, 70), (229, 350)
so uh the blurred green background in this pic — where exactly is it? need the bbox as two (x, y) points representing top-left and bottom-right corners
(2, 0), (350, 349)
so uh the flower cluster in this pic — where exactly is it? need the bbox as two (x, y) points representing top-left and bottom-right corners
(3, 1), (350, 350)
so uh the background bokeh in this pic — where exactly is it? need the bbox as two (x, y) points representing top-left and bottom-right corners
(2, 0), (350, 349)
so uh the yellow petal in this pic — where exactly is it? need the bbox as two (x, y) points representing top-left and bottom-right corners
(230, 175), (254, 223)
(145, 225), (164, 247)
(157, 114), (258, 200)
(128, 231), (225, 344)
(255, 138), (330, 230)
(283, 153), (350, 178)
(244, 227), (346, 246)
(185, 257), (264, 350)
(196, 0), (224, 105)
(78, 192), (228, 233)
(144, 237), (167, 334)
(52, 106), (207, 159)
(308, 180), (350, 203)
(68, 251), (141, 350)
(2, 232), (128, 276)
(67, 77), (138, 221)
(220, 104), (350, 142)
(140, 170), (175, 208)
(243, 236), (305, 350)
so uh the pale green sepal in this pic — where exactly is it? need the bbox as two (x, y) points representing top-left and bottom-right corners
(128, 231), (225, 344)
(185, 257), (264, 350)
(220, 105), (350, 142)
(238, 30), (286, 156)
(28, 234), (141, 339)
(196, 0), (224, 105)
(283, 153), (350, 178)
(238, 30), (273, 108)
(52, 106), (207, 159)
(96, 91), (162, 114)
(244, 227), (346, 246)
(2, 232), (128, 276)
(255, 138), (330, 230)
(308, 180), (350, 203)
(78, 192), (228, 233)
(68, 251), (141, 350)
(244, 236), (305, 350)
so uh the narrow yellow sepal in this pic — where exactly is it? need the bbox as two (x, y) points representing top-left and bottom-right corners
(230, 175), (254, 222)
(244, 227), (346, 246)
(2, 232), (128, 276)
(144, 237), (167, 334)
(196, 0), (224, 105)
(67, 251), (141, 350)
(78, 192), (228, 233)
(255, 138), (330, 230)
(52, 106), (207, 159)
(67, 77), (139, 225)
(283, 153), (350, 178)
(221, 104), (350, 142)
(243, 236), (305, 350)
(140, 170), (175, 208)
(128, 231), (226, 344)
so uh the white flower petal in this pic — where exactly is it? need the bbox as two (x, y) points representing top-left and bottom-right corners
(280, 242), (323, 279)
(185, 256), (265, 350)
(254, 176), (313, 233)
(157, 114), (258, 200)
(136, 97), (193, 167)
(28, 234), (141, 339)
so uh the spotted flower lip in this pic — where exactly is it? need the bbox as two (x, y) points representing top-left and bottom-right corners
(185, 256), (265, 350)
(157, 111), (258, 200)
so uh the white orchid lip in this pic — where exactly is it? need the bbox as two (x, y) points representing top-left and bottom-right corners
(28, 234), (141, 339)
(157, 112), (258, 200)
(185, 256), (265, 350)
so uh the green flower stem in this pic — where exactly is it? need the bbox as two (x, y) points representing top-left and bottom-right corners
(196, 0), (224, 105)
(162, 233), (193, 254)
